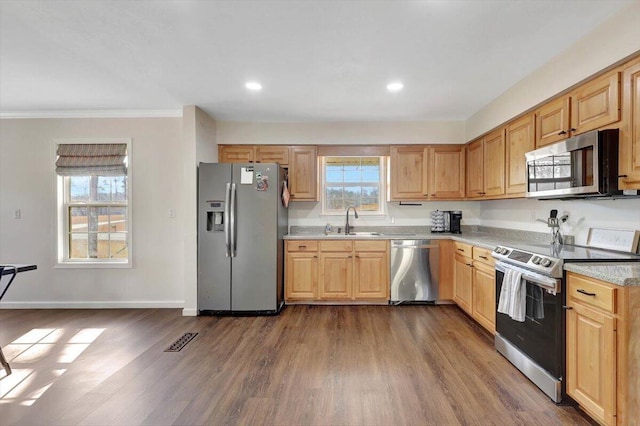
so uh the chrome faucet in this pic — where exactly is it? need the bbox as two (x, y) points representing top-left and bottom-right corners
(345, 206), (359, 235)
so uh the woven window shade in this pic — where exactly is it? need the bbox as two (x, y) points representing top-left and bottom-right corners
(56, 143), (127, 176)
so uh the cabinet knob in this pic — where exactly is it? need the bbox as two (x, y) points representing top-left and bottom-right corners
(557, 130), (567, 136)
(569, 128), (576, 132)
(577, 289), (596, 297)
(563, 305), (573, 310)
(619, 175), (628, 178)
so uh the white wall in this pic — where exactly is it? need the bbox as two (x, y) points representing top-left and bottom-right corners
(478, 198), (640, 250)
(217, 120), (465, 145)
(181, 106), (217, 316)
(289, 200), (481, 229)
(0, 117), (184, 307)
(465, 1), (640, 140)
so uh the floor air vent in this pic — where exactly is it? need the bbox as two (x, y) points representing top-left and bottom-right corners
(165, 332), (198, 352)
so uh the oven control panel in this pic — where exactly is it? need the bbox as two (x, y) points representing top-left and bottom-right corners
(492, 245), (561, 276)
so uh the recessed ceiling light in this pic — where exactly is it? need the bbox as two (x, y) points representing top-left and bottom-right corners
(245, 81), (262, 91)
(387, 81), (404, 93)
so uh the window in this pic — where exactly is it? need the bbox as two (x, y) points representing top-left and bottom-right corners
(321, 156), (386, 215)
(55, 140), (131, 266)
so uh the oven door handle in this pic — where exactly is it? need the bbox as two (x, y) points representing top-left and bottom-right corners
(495, 261), (561, 293)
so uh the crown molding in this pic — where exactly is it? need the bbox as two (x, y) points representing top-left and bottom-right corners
(0, 109), (183, 119)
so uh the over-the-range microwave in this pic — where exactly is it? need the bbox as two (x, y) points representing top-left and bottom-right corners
(525, 129), (622, 199)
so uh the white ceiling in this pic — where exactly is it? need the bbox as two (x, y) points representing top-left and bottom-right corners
(0, 0), (634, 121)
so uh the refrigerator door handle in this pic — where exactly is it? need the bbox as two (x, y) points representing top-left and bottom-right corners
(224, 182), (231, 257)
(230, 182), (237, 257)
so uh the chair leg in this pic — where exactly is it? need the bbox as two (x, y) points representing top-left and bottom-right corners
(0, 346), (12, 376)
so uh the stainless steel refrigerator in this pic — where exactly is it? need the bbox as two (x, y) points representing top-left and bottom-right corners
(198, 162), (288, 315)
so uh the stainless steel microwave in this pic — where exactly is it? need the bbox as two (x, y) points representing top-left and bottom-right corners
(525, 129), (620, 199)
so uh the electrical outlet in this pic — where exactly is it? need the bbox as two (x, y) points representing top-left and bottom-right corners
(13, 209), (21, 219)
(169, 209), (176, 218)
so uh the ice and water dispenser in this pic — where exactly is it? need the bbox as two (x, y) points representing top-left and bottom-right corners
(206, 201), (225, 232)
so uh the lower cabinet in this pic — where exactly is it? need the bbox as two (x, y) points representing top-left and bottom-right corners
(285, 239), (389, 302)
(565, 272), (636, 426)
(319, 241), (353, 299)
(453, 252), (473, 315)
(471, 252), (496, 334)
(285, 241), (319, 301)
(453, 242), (496, 334)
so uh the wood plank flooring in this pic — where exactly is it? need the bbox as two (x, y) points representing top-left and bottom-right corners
(0, 306), (593, 425)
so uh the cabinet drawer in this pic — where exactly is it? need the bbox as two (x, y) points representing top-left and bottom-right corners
(319, 240), (353, 252)
(453, 242), (472, 258)
(567, 273), (616, 313)
(472, 247), (495, 267)
(287, 240), (318, 252)
(354, 240), (387, 252)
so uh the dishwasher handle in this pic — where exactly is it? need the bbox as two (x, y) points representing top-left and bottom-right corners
(392, 240), (438, 249)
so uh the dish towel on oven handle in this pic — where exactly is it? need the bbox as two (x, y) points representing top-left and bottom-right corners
(497, 268), (526, 322)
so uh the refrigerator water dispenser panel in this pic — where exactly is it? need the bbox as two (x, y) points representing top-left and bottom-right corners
(206, 201), (225, 232)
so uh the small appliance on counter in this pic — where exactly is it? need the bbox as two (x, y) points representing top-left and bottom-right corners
(430, 210), (462, 234)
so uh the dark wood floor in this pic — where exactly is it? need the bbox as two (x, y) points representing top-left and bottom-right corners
(0, 305), (592, 425)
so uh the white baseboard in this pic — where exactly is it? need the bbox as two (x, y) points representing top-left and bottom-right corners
(182, 308), (198, 316)
(0, 300), (184, 309)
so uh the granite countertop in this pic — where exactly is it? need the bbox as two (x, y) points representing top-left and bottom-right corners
(564, 263), (640, 287)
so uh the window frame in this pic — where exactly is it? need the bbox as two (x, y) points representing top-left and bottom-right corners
(54, 138), (132, 268)
(319, 155), (387, 216)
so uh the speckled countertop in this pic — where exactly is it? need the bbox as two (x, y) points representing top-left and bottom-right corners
(564, 263), (640, 287)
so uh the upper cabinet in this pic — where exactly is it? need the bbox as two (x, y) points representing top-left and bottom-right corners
(620, 57), (640, 189)
(219, 145), (255, 163)
(219, 144), (318, 201)
(427, 145), (465, 199)
(536, 70), (621, 148)
(389, 145), (427, 200)
(466, 129), (505, 199)
(505, 114), (535, 196)
(289, 146), (318, 201)
(389, 145), (465, 201)
(218, 145), (290, 165)
(255, 146), (290, 165)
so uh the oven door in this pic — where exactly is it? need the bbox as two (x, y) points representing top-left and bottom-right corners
(495, 261), (563, 379)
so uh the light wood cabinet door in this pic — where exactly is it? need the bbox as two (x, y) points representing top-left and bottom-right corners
(620, 59), (640, 189)
(566, 302), (617, 426)
(571, 71), (620, 136)
(453, 253), (473, 315)
(472, 263), (496, 334)
(390, 146), (428, 200)
(483, 129), (506, 197)
(285, 252), (318, 300)
(438, 239), (454, 301)
(465, 139), (484, 198)
(506, 114), (535, 196)
(319, 252), (352, 299)
(219, 145), (255, 163)
(289, 146), (317, 201)
(353, 252), (389, 300)
(255, 146), (290, 165)
(536, 96), (571, 148)
(427, 145), (465, 199)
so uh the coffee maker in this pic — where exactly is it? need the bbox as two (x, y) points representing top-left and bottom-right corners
(449, 211), (462, 234)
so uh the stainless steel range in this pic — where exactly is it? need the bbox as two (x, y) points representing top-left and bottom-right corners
(491, 243), (640, 403)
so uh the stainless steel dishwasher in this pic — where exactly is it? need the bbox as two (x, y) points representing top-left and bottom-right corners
(390, 239), (439, 303)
